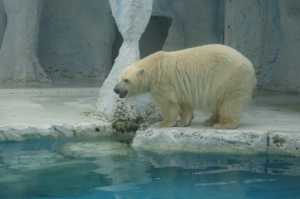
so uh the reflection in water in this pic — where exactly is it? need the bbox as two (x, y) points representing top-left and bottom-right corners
(57, 140), (152, 188)
(0, 152), (111, 198)
(137, 150), (300, 176)
(1, 137), (300, 199)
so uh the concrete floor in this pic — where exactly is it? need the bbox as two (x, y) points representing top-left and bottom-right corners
(190, 91), (300, 133)
(0, 77), (299, 142)
(0, 77), (112, 141)
(0, 77), (102, 126)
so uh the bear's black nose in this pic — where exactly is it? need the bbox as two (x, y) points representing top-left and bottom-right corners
(114, 87), (120, 94)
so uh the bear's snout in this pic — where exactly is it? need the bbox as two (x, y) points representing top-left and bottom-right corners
(114, 86), (120, 94)
(114, 85), (128, 98)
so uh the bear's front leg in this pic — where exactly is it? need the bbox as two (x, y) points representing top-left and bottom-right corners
(155, 101), (179, 128)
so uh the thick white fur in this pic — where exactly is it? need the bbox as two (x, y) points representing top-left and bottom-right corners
(116, 44), (257, 129)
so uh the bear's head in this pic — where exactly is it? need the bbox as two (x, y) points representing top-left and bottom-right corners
(114, 65), (146, 98)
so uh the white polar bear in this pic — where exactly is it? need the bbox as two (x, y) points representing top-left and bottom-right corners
(114, 44), (257, 129)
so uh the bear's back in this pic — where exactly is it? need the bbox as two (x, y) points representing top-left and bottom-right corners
(155, 44), (256, 112)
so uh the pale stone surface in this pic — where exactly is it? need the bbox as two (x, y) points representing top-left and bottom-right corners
(133, 128), (300, 156)
(0, 0), (49, 83)
(0, 119), (112, 142)
(267, 132), (300, 156)
(95, 0), (160, 122)
(0, 78), (113, 142)
(133, 128), (267, 154)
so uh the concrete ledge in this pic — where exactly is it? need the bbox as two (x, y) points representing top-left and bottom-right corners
(132, 91), (300, 156)
(132, 128), (300, 156)
(0, 78), (114, 142)
(0, 88), (99, 95)
(0, 122), (113, 142)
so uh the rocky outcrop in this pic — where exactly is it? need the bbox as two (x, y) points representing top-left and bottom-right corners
(132, 128), (300, 157)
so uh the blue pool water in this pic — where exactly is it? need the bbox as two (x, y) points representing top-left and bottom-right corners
(1, 136), (300, 199)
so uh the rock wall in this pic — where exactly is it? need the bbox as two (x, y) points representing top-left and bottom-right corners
(152, 0), (224, 51)
(0, 1), (299, 91)
(273, 0), (300, 93)
(0, 0), (49, 83)
(225, 0), (300, 93)
(38, 0), (114, 80)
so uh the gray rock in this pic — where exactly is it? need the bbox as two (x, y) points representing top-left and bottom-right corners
(132, 127), (267, 155)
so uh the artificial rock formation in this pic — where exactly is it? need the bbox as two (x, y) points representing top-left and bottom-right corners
(0, 0), (49, 83)
(152, 0), (224, 51)
(225, 0), (300, 92)
(96, 0), (160, 123)
(273, 0), (300, 92)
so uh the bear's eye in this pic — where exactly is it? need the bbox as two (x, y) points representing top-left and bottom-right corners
(124, 79), (130, 83)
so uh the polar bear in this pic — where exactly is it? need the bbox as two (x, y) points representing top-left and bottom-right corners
(114, 44), (257, 129)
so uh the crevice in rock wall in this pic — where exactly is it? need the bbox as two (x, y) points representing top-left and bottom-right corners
(139, 16), (172, 59)
(0, 0), (7, 47)
(111, 22), (123, 70)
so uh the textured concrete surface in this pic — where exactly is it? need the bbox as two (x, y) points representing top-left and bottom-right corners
(132, 91), (300, 156)
(0, 77), (113, 141)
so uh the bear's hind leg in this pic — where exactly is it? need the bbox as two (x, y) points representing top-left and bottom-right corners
(214, 100), (242, 129)
(204, 113), (219, 127)
(155, 101), (179, 128)
(177, 104), (194, 127)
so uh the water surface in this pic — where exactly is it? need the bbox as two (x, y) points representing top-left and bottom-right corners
(1, 137), (300, 199)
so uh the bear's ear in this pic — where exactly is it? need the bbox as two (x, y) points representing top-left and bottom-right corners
(137, 68), (146, 76)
